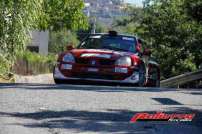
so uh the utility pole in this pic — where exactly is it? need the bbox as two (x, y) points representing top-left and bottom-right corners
(91, 17), (96, 34)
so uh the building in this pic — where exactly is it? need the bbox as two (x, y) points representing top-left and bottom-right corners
(84, 0), (127, 26)
(27, 30), (49, 56)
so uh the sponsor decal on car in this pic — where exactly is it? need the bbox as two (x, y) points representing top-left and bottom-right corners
(81, 53), (111, 59)
(122, 37), (135, 41)
(89, 35), (101, 39)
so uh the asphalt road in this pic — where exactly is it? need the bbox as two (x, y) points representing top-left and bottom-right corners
(0, 83), (202, 134)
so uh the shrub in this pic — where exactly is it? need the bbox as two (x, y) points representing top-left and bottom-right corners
(14, 51), (56, 75)
(49, 30), (79, 54)
(0, 54), (12, 75)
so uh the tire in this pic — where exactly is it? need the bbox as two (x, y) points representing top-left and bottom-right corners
(151, 67), (160, 87)
(155, 79), (160, 87)
(54, 78), (63, 84)
(138, 64), (146, 87)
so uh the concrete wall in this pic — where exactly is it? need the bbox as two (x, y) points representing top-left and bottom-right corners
(29, 30), (49, 56)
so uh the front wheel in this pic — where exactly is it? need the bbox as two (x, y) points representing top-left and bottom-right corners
(155, 79), (160, 87)
(54, 78), (64, 84)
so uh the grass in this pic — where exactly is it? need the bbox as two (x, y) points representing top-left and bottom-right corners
(0, 77), (10, 83)
(17, 51), (56, 64)
(1, 50), (57, 78)
(0, 73), (14, 83)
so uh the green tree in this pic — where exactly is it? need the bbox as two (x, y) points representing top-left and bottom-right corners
(0, 0), (88, 75)
(95, 22), (108, 33)
(0, 0), (43, 74)
(140, 0), (201, 78)
(39, 0), (89, 54)
(38, 0), (88, 31)
(185, 0), (202, 23)
(49, 30), (79, 53)
(113, 6), (144, 35)
(114, 0), (202, 79)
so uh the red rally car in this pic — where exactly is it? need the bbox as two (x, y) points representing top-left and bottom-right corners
(53, 31), (160, 87)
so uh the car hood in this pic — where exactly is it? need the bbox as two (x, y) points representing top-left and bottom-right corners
(70, 49), (136, 60)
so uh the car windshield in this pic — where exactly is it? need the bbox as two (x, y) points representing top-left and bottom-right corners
(79, 35), (136, 53)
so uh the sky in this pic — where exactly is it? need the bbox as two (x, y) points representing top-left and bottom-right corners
(124, 0), (143, 7)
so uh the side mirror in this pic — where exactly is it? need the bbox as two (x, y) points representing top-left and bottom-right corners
(143, 49), (152, 57)
(66, 44), (74, 51)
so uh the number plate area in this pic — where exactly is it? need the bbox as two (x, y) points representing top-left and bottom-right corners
(61, 64), (72, 70)
(87, 68), (99, 72)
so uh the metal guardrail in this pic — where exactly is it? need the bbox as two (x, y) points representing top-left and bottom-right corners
(160, 69), (202, 88)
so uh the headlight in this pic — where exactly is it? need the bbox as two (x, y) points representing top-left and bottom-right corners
(62, 53), (75, 63)
(115, 56), (132, 66)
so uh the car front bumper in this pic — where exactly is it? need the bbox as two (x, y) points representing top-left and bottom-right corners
(53, 67), (140, 84)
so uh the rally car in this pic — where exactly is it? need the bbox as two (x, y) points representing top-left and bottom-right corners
(53, 31), (160, 87)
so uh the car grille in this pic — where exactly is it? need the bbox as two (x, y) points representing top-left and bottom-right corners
(99, 59), (115, 66)
(73, 73), (114, 80)
(76, 58), (90, 64)
(75, 58), (115, 66)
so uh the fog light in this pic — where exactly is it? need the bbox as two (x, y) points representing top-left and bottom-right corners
(115, 67), (128, 73)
